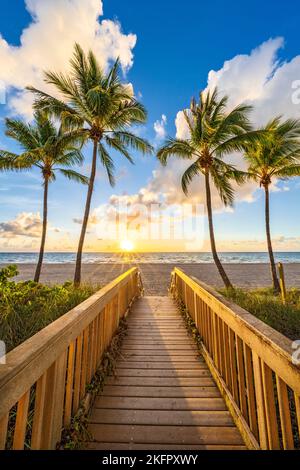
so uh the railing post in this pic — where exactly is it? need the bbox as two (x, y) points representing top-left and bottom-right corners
(278, 263), (287, 304)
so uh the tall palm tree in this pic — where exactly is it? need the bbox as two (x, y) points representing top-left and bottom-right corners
(0, 111), (88, 283)
(243, 116), (300, 292)
(28, 43), (153, 286)
(157, 88), (259, 289)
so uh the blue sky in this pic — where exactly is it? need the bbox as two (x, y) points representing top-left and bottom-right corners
(0, 0), (300, 252)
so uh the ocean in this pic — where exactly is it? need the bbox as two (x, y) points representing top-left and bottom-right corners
(0, 252), (300, 264)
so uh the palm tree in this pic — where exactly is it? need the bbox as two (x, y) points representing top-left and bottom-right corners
(243, 116), (300, 292)
(157, 88), (259, 289)
(28, 44), (153, 286)
(0, 111), (88, 283)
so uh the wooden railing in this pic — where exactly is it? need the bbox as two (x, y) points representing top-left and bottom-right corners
(0, 267), (141, 450)
(170, 268), (300, 450)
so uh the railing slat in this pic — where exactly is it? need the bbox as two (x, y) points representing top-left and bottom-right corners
(218, 317), (226, 379)
(80, 328), (89, 400)
(236, 337), (248, 422)
(31, 372), (47, 449)
(251, 353), (269, 449)
(261, 363), (280, 449)
(295, 393), (300, 436)
(276, 376), (294, 449)
(87, 321), (95, 383)
(222, 323), (232, 392)
(51, 351), (68, 448)
(13, 389), (30, 450)
(72, 333), (83, 414)
(243, 344), (258, 439)
(228, 330), (239, 404)
(0, 413), (9, 450)
(64, 341), (76, 427)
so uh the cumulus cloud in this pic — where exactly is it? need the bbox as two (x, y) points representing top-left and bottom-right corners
(73, 215), (99, 226)
(154, 114), (167, 142)
(0, 0), (137, 118)
(205, 37), (300, 124)
(0, 212), (42, 238)
(0, 211), (63, 240)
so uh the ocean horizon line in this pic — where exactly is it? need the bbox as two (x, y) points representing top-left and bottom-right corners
(1, 251), (300, 265)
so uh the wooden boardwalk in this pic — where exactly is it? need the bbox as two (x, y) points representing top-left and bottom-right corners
(86, 296), (246, 450)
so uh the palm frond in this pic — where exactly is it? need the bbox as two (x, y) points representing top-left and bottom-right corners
(109, 131), (153, 155)
(104, 135), (134, 164)
(157, 138), (196, 165)
(210, 167), (235, 207)
(58, 168), (89, 184)
(275, 164), (300, 178)
(98, 143), (116, 187)
(181, 161), (201, 195)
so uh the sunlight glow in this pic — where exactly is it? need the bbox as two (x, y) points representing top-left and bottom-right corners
(120, 239), (134, 252)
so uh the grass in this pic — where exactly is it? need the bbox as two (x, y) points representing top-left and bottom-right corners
(0, 265), (97, 352)
(220, 287), (300, 340)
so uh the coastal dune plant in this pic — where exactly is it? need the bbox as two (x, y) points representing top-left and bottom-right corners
(243, 117), (300, 292)
(0, 112), (88, 282)
(0, 265), (95, 352)
(157, 88), (259, 289)
(28, 44), (153, 286)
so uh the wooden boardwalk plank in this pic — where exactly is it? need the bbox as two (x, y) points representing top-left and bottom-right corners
(90, 409), (234, 426)
(101, 385), (220, 398)
(120, 354), (201, 361)
(93, 396), (227, 411)
(105, 377), (215, 387)
(116, 362), (208, 369)
(89, 424), (244, 445)
(112, 369), (212, 377)
(85, 296), (245, 450)
(87, 442), (247, 450)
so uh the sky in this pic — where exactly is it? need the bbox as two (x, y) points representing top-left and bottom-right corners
(0, 0), (300, 252)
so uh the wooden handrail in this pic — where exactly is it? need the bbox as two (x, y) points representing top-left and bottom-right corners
(0, 267), (141, 450)
(170, 267), (300, 450)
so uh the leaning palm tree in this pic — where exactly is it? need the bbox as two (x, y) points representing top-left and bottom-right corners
(243, 116), (300, 292)
(28, 43), (153, 286)
(0, 111), (88, 283)
(157, 88), (259, 289)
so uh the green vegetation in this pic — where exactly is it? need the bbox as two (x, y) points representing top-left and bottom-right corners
(0, 265), (96, 352)
(221, 287), (300, 340)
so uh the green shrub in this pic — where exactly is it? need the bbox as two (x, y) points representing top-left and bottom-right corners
(0, 265), (97, 352)
(220, 287), (300, 340)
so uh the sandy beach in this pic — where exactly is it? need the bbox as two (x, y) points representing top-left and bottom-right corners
(3, 262), (300, 295)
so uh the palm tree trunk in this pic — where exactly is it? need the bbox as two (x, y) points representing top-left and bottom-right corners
(264, 184), (280, 293)
(205, 170), (233, 289)
(74, 139), (98, 287)
(34, 177), (49, 283)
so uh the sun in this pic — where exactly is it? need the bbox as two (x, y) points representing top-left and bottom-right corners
(120, 239), (134, 252)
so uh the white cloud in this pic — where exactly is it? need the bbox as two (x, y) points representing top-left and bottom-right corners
(0, 212), (42, 238)
(0, 0), (137, 118)
(175, 110), (190, 140)
(0, 211), (73, 250)
(154, 114), (167, 141)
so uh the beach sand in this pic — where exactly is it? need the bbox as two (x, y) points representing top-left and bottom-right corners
(3, 262), (300, 295)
